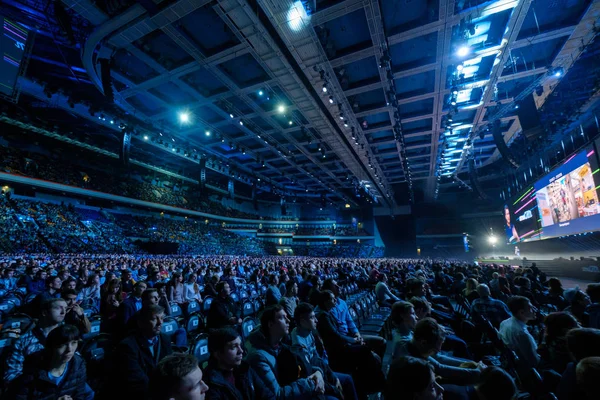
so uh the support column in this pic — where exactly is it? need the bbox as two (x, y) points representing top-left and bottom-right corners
(119, 130), (131, 167)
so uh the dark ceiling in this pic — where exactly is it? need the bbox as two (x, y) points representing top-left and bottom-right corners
(2, 0), (600, 211)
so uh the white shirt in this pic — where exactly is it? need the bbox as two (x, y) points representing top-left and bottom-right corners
(499, 316), (540, 369)
(183, 282), (202, 302)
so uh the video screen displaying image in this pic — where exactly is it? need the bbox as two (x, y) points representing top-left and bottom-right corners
(534, 148), (600, 239)
(504, 188), (541, 244)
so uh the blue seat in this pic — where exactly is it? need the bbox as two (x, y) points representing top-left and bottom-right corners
(82, 317), (102, 340)
(242, 300), (255, 318)
(170, 304), (183, 319)
(161, 317), (179, 338)
(203, 297), (213, 314)
(190, 334), (210, 366)
(186, 314), (202, 335)
(187, 300), (200, 315)
(242, 317), (256, 342)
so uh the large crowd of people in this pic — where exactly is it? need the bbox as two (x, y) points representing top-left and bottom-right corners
(0, 252), (599, 400)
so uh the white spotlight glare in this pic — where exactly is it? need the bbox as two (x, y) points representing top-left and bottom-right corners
(488, 236), (497, 244)
(205, 130), (211, 136)
(456, 64), (464, 72)
(143, 135), (149, 140)
(258, 90), (264, 96)
(179, 112), (190, 123)
(278, 105), (286, 113)
(457, 46), (470, 57)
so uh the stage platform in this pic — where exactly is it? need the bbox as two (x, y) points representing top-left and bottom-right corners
(478, 257), (600, 284)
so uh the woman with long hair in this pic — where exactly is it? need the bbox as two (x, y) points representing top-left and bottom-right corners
(9, 324), (89, 400)
(100, 278), (122, 332)
(385, 357), (443, 400)
(183, 273), (202, 303)
(81, 273), (101, 309)
(167, 271), (184, 304)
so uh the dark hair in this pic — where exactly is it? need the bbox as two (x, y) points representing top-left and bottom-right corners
(413, 318), (445, 348)
(151, 353), (200, 400)
(587, 283), (600, 303)
(47, 275), (62, 285)
(134, 281), (147, 290)
(544, 312), (579, 340)
(576, 357), (600, 399)
(216, 281), (227, 293)
(285, 279), (297, 293)
(406, 278), (424, 294)
(259, 304), (284, 335)
(506, 296), (530, 315)
(140, 304), (165, 321)
(385, 357), (434, 400)
(294, 302), (314, 323)
(60, 289), (78, 299)
(567, 328), (600, 361)
(409, 296), (430, 312)
(476, 366), (517, 400)
(318, 290), (335, 309)
(321, 278), (336, 292)
(142, 288), (158, 302)
(45, 324), (80, 351)
(41, 297), (67, 313)
(391, 301), (414, 327)
(208, 328), (240, 354)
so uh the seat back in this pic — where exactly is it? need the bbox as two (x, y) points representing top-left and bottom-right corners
(82, 317), (102, 340)
(240, 290), (249, 300)
(242, 317), (256, 342)
(170, 303), (183, 318)
(186, 314), (202, 335)
(242, 300), (255, 318)
(161, 317), (179, 337)
(203, 297), (213, 313)
(191, 334), (210, 365)
(230, 292), (239, 303)
(187, 300), (200, 315)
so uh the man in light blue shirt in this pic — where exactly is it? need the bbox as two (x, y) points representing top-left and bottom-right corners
(499, 296), (539, 371)
(322, 279), (386, 358)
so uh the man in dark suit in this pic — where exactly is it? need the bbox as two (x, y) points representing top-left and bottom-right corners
(113, 304), (173, 398)
(119, 281), (147, 327)
(207, 282), (241, 331)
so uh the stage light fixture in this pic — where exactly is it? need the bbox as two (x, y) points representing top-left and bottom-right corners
(456, 64), (464, 72)
(322, 83), (328, 93)
(328, 96), (334, 104)
(488, 236), (497, 244)
(229, 113), (234, 118)
(289, 120), (293, 125)
(457, 46), (470, 57)
(205, 130), (211, 136)
(239, 121), (244, 126)
(143, 135), (149, 140)
(258, 90), (264, 96)
(278, 105), (286, 113)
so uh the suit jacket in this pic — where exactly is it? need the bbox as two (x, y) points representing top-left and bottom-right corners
(118, 296), (141, 326)
(114, 332), (173, 397)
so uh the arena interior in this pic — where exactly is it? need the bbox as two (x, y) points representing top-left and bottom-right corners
(1, 0), (600, 399)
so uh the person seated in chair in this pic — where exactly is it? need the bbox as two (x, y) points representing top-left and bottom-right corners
(385, 356), (444, 400)
(499, 296), (540, 371)
(576, 356), (600, 400)
(394, 318), (483, 385)
(203, 328), (275, 400)
(245, 304), (327, 398)
(557, 328), (600, 400)
(61, 288), (92, 335)
(471, 284), (511, 328)
(292, 302), (358, 400)
(113, 304), (173, 398)
(207, 282), (241, 331)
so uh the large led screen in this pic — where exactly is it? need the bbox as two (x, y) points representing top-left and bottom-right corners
(535, 149), (600, 239)
(1, 15), (30, 97)
(504, 187), (542, 244)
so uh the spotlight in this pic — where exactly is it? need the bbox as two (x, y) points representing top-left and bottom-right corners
(229, 113), (234, 118)
(343, 122), (348, 127)
(488, 236), (497, 244)
(451, 86), (459, 95)
(514, 104), (519, 109)
(328, 96), (334, 104)
(278, 105), (286, 113)
(258, 90), (264, 96)
(205, 130), (211, 136)
(339, 114), (344, 120)
(322, 83), (328, 93)
(457, 46), (470, 57)
(456, 64), (464, 72)
(239, 121), (244, 126)
(553, 67), (564, 77)
(143, 135), (149, 140)
(450, 99), (457, 106)
(110, 120), (114, 124)
(288, 120), (293, 125)
(179, 112), (190, 123)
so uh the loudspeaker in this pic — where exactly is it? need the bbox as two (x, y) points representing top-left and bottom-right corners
(492, 119), (520, 168)
(517, 94), (545, 141)
(120, 130), (131, 166)
(100, 58), (114, 102)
